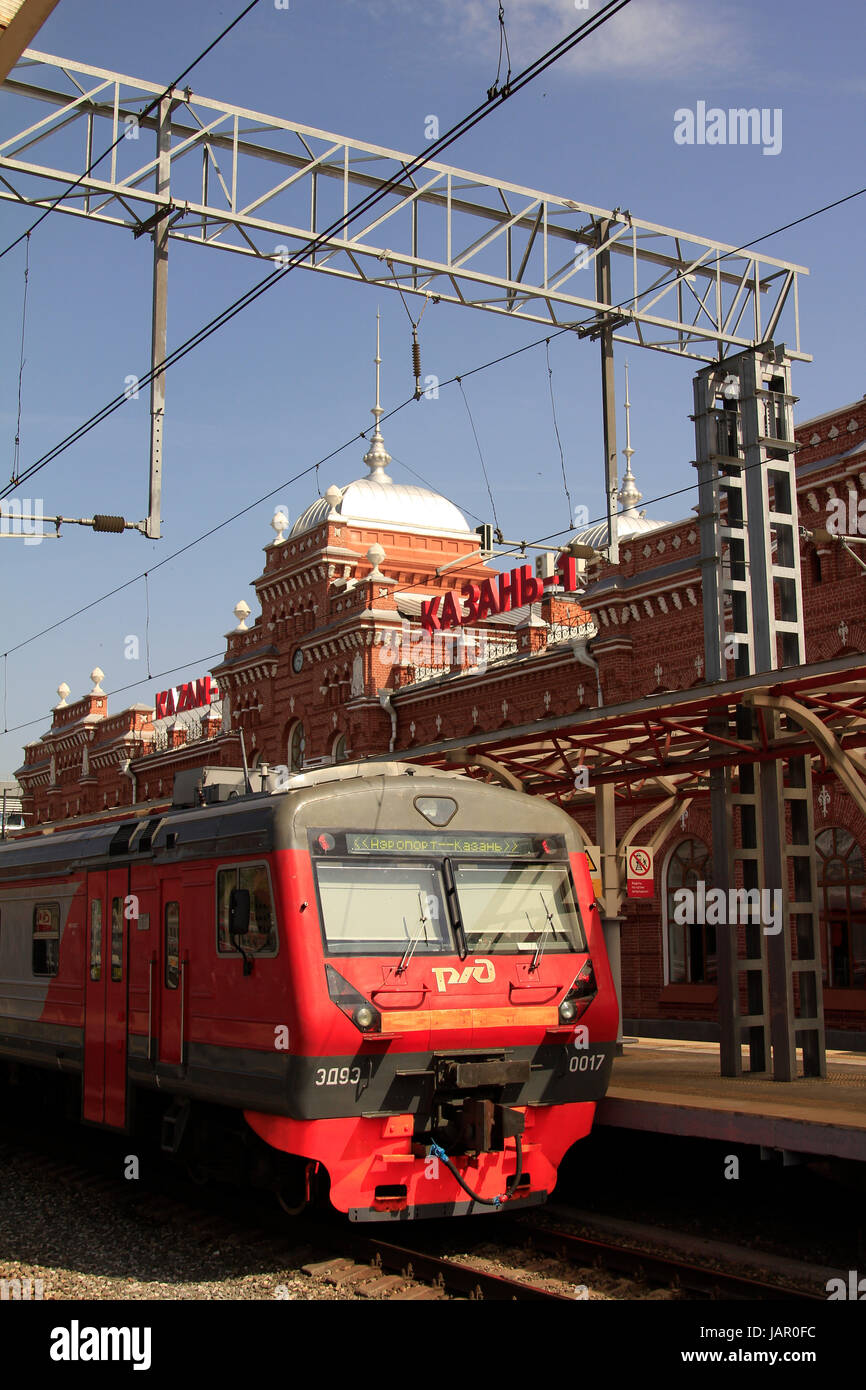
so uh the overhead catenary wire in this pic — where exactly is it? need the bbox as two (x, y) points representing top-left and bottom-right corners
(0, 0), (265, 264)
(457, 377), (500, 534)
(1, 167), (863, 687)
(545, 338), (573, 529)
(0, 376), (856, 742)
(4, 165), (860, 505)
(1, 653), (226, 738)
(387, 258), (433, 399)
(10, 232), (30, 486)
(0, 0), (634, 502)
(387, 452), (485, 524)
(143, 572), (152, 680)
(2, 169), (865, 735)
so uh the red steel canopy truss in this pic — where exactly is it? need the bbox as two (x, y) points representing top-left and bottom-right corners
(386, 655), (866, 811)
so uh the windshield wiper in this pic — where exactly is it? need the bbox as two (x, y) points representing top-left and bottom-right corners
(396, 892), (431, 975)
(529, 892), (555, 973)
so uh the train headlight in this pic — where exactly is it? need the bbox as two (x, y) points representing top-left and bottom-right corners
(413, 796), (457, 827)
(325, 965), (382, 1033)
(561, 959), (598, 1021)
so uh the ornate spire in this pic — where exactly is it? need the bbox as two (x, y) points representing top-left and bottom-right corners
(618, 360), (642, 516)
(363, 309), (393, 482)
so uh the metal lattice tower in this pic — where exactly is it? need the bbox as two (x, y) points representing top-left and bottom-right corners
(694, 346), (825, 1079)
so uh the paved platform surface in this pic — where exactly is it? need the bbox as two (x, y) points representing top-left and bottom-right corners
(597, 1038), (866, 1161)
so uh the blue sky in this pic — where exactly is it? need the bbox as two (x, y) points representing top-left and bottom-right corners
(0, 0), (863, 775)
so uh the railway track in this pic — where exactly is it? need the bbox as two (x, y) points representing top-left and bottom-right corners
(0, 1140), (571, 1301)
(500, 1217), (826, 1302)
(301, 1241), (572, 1301)
(0, 1137), (827, 1302)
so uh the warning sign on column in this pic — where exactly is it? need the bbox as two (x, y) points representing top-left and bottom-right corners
(627, 846), (654, 899)
(584, 845), (602, 900)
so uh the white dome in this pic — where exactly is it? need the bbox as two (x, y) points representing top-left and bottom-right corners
(291, 475), (471, 537)
(576, 510), (667, 550)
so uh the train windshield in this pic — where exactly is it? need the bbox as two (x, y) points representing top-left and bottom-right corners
(314, 861), (451, 956)
(453, 861), (586, 956)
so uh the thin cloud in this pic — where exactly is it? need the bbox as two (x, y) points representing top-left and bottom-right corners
(372, 1), (749, 82)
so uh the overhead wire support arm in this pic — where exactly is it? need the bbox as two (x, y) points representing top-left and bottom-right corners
(0, 508), (142, 534)
(0, 49), (809, 363)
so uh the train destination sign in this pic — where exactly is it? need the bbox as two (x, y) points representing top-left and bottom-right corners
(420, 556), (578, 634)
(345, 832), (563, 857)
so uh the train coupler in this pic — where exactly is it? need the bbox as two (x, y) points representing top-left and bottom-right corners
(458, 1099), (525, 1155)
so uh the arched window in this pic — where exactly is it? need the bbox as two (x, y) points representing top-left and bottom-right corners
(332, 733), (347, 764)
(288, 721), (305, 772)
(816, 828), (866, 989)
(664, 838), (715, 985)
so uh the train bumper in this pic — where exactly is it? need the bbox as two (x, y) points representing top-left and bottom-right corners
(244, 1100), (595, 1220)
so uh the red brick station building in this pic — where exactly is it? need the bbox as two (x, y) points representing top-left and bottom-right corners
(14, 385), (866, 1046)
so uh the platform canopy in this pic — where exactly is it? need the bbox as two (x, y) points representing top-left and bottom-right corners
(379, 653), (866, 812)
(0, 1), (60, 80)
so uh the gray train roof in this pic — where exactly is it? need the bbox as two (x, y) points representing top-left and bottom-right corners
(0, 762), (580, 878)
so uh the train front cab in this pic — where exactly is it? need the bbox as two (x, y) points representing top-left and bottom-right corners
(246, 776), (618, 1220)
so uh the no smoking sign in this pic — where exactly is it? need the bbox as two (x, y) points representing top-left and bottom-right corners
(627, 846), (654, 899)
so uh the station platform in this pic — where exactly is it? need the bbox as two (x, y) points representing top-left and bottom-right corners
(596, 1038), (866, 1162)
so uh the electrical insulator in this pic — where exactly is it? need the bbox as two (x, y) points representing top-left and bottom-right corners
(412, 327), (422, 397)
(92, 515), (125, 533)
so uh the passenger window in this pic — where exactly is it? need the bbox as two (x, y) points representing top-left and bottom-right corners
(217, 863), (277, 955)
(111, 897), (124, 983)
(33, 902), (60, 977)
(164, 902), (180, 989)
(90, 900), (102, 982)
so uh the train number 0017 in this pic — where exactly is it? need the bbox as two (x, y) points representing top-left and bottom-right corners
(315, 1065), (362, 1086)
(568, 1054), (605, 1072)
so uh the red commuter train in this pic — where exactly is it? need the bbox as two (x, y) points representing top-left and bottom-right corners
(0, 761), (617, 1220)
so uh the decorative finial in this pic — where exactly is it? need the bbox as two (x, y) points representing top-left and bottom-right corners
(363, 310), (393, 482)
(271, 508), (289, 543)
(90, 668), (105, 695)
(56, 682), (70, 708)
(233, 600), (251, 631)
(618, 361), (642, 518)
(366, 543), (386, 580)
(325, 484), (342, 512)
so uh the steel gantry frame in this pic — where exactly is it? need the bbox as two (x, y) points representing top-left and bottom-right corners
(1, 49), (810, 539)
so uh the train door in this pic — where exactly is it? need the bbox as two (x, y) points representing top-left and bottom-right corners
(83, 866), (129, 1127)
(158, 877), (184, 1066)
(104, 867), (130, 1128)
